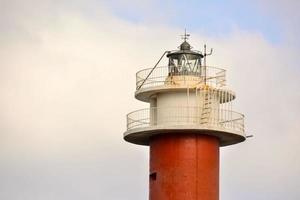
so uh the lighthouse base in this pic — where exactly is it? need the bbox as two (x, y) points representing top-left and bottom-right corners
(149, 133), (219, 200)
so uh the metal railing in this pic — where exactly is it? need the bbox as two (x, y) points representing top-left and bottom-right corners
(127, 107), (244, 135)
(136, 66), (226, 90)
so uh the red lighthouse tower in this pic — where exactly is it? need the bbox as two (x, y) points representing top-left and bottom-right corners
(124, 34), (246, 200)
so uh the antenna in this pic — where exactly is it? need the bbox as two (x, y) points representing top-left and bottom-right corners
(181, 29), (190, 42)
(203, 44), (213, 84)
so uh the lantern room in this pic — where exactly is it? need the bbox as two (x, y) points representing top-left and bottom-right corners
(167, 40), (204, 76)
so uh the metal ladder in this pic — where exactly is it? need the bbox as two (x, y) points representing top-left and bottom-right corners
(200, 89), (213, 124)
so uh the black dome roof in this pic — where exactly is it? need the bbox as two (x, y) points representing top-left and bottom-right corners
(180, 41), (191, 51)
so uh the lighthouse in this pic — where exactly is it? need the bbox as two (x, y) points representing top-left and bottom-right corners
(124, 33), (246, 200)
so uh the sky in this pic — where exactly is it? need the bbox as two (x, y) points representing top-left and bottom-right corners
(0, 0), (300, 199)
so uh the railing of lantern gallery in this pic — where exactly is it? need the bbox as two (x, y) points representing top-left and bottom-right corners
(136, 66), (226, 91)
(126, 107), (244, 135)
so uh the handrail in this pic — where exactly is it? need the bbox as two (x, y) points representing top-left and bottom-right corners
(136, 65), (225, 75)
(126, 106), (245, 135)
(136, 66), (226, 90)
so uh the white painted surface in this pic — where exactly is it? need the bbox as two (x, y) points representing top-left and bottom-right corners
(153, 89), (220, 126)
(126, 66), (245, 146)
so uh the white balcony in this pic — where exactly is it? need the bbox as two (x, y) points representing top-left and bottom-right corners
(135, 66), (228, 102)
(124, 106), (245, 146)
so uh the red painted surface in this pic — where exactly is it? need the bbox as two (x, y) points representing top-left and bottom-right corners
(149, 133), (219, 200)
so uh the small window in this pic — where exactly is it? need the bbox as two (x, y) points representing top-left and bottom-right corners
(150, 172), (157, 181)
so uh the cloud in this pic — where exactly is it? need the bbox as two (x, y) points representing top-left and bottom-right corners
(254, 0), (300, 46)
(0, 0), (299, 199)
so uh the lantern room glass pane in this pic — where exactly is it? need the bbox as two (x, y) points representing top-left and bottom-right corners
(168, 54), (202, 76)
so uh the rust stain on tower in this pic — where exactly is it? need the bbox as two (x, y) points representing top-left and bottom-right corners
(124, 32), (246, 200)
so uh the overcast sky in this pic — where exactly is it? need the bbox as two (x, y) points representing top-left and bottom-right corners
(0, 0), (300, 199)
